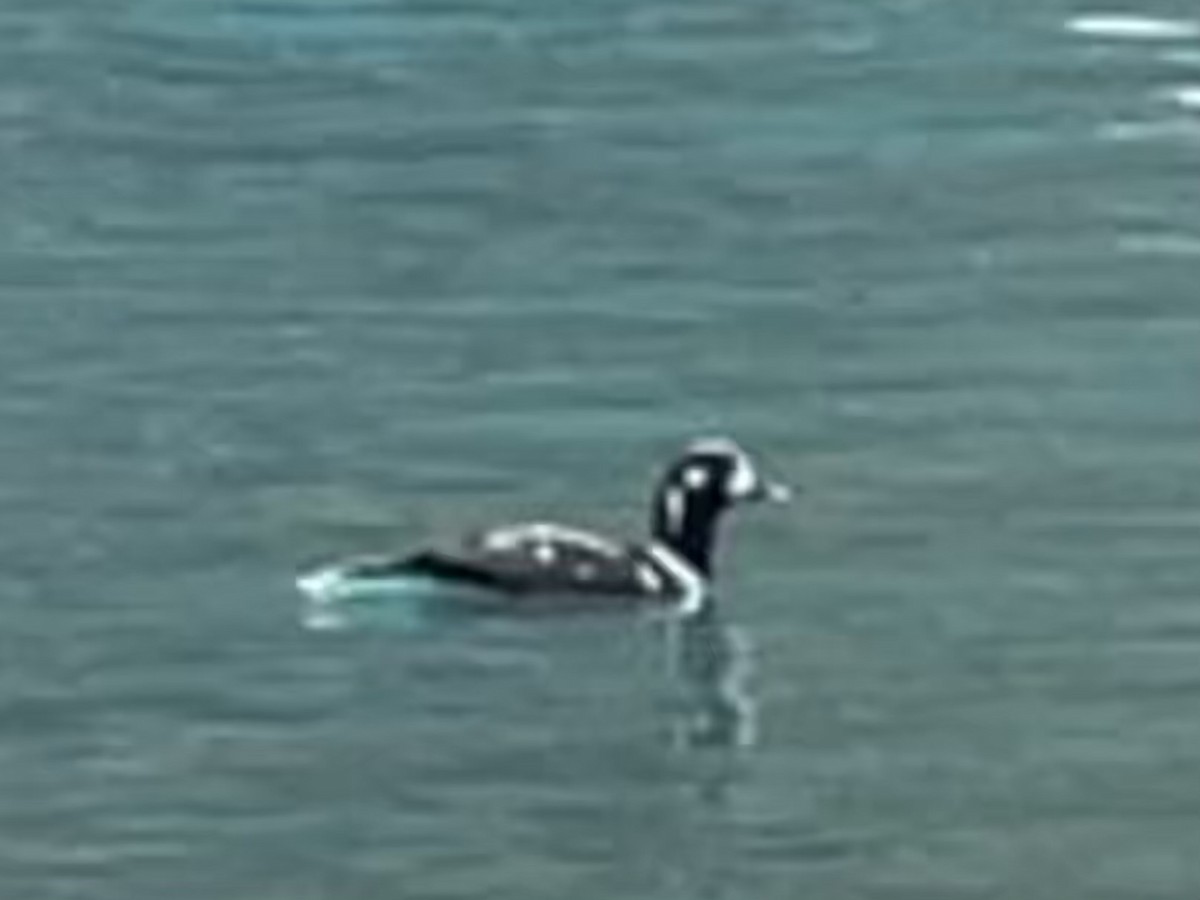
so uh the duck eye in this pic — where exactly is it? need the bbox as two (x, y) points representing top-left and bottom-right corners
(682, 466), (710, 490)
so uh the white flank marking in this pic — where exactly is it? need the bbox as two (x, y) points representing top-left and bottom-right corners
(635, 562), (665, 593)
(482, 522), (623, 558)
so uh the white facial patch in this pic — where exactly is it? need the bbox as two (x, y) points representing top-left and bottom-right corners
(663, 487), (685, 536)
(683, 437), (760, 500)
(682, 466), (709, 490)
(725, 452), (759, 499)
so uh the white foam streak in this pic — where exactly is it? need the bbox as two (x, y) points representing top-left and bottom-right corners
(1098, 118), (1200, 142)
(1117, 233), (1200, 257)
(296, 566), (352, 630)
(1169, 86), (1200, 109)
(1066, 14), (1200, 40)
(296, 566), (348, 602)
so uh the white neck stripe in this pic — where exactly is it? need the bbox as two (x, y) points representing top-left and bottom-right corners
(645, 541), (707, 617)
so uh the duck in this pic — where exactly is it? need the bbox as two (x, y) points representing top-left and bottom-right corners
(296, 437), (790, 615)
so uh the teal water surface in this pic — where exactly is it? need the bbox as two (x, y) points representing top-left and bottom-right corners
(4, 0), (1200, 896)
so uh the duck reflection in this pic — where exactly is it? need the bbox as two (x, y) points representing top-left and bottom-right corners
(667, 594), (756, 753)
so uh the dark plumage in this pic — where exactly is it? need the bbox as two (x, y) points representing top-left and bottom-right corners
(297, 438), (790, 614)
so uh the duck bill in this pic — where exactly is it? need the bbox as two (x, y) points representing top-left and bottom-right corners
(751, 478), (793, 504)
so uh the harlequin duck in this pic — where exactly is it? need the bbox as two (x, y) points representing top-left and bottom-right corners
(297, 437), (790, 615)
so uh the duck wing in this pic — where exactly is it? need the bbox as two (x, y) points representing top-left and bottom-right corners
(411, 522), (673, 598)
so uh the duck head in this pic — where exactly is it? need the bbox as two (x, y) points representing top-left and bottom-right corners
(650, 438), (791, 575)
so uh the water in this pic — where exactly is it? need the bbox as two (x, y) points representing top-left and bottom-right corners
(3, 0), (1200, 895)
